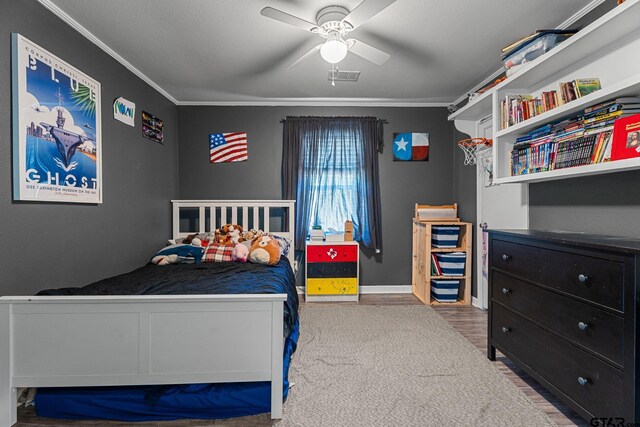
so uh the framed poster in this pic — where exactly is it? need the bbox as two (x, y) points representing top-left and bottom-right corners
(393, 132), (429, 161)
(12, 33), (102, 203)
(141, 111), (164, 144)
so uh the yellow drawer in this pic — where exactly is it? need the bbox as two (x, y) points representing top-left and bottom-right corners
(306, 278), (358, 295)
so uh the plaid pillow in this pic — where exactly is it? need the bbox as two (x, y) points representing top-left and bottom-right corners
(203, 243), (234, 263)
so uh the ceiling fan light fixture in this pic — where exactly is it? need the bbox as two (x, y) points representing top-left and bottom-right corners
(320, 39), (348, 64)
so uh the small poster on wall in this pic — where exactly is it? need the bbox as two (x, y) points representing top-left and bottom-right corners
(142, 111), (164, 144)
(209, 132), (248, 163)
(11, 33), (102, 203)
(393, 133), (429, 161)
(113, 97), (135, 127)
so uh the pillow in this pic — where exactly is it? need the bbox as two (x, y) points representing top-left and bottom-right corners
(270, 234), (291, 257)
(151, 244), (204, 265)
(203, 243), (234, 263)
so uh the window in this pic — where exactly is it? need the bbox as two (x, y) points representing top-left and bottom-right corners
(302, 128), (361, 232)
(282, 116), (382, 252)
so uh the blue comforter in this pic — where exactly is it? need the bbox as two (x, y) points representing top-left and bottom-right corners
(35, 258), (299, 421)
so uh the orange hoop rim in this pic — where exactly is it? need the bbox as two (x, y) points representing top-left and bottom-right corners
(457, 137), (493, 147)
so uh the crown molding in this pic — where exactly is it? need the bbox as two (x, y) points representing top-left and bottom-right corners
(450, 0), (606, 107)
(37, 0), (179, 104)
(176, 99), (452, 107)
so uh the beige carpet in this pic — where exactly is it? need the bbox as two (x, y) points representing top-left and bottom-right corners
(278, 305), (554, 427)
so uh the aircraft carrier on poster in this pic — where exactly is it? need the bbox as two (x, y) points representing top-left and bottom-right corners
(38, 88), (91, 167)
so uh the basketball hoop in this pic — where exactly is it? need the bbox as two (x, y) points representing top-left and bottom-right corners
(457, 138), (492, 166)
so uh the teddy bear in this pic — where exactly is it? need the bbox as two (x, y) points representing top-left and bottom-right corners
(214, 224), (243, 245)
(247, 235), (281, 265)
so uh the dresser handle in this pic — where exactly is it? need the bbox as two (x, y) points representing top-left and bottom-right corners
(578, 274), (589, 283)
(578, 321), (589, 331)
(501, 326), (511, 334)
(502, 254), (511, 261)
(501, 288), (511, 295)
(577, 376), (590, 386)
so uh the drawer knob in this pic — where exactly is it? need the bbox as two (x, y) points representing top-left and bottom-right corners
(577, 376), (590, 386)
(502, 254), (511, 261)
(501, 326), (511, 334)
(501, 288), (511, 295)
(578, 321), (589, 331)
(578, 274), (589, 283)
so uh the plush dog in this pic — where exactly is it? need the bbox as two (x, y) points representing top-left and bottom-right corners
(247, 235), (280, 265)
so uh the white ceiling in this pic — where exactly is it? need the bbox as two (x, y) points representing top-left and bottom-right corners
(44, 0), (594, 106)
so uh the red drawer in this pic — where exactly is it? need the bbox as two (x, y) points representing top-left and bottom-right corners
(307, 244), (358, 263)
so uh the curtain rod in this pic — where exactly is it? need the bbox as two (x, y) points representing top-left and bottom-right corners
(280, 117), (387, 124)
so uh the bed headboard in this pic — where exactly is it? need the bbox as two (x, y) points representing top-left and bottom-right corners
(171, 200), (296, 266)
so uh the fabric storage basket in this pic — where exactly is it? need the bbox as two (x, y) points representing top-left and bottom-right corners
(435, 252), (466, 276)
(431, 279), (460, 303)
(431, 225), (461, 248)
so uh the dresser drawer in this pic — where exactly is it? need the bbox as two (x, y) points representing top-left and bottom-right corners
(492, 271), (624, 366)
(306, 278), (358, 295)
(492, 304), (623, 417)
(491, 239), (624, 311)
(307, 262), (357, 279)
(307, 244), (358, 263)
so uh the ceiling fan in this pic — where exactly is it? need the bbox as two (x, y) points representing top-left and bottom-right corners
(260, 0), (397, 69)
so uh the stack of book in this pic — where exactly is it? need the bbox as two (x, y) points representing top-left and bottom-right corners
(510, 96), (640, 176)
(500, 78), (602, 129)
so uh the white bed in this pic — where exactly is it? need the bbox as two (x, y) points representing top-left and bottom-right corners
(0, 199), (296, 426)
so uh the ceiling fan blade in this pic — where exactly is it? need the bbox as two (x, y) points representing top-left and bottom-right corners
(342, 0), (397, 30)
(287, 44), (323, 69)
(260, 7), (318, 32)
(346, 38), (391, 65)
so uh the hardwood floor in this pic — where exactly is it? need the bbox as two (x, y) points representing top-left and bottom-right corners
(17, 294), (586, 426)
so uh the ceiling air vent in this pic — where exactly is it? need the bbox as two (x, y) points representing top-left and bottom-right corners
(328, 70), (361, 82)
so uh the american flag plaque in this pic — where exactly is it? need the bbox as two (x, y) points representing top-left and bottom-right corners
(209, 132), (248, 163)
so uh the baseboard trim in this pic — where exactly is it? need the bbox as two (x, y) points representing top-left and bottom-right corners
(472, 296), (481, 308)
(297, 285), (412, 295)
(360, 285), (412, 294)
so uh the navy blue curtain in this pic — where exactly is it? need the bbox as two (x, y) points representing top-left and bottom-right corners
(282, 116), (383, 252)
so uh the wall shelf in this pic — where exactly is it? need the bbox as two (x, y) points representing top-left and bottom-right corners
(488, 0), (640, 184)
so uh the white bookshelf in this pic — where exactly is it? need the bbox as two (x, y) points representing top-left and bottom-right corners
(491, 0), (640, 184)
(449, 0), (640, 184)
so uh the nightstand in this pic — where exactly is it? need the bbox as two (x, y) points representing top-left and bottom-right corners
(305, 241), (359, 302)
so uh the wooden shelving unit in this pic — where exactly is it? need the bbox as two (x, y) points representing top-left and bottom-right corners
(411, 220), (472, 305)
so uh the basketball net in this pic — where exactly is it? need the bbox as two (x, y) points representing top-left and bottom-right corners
(457, 138), (493, 166)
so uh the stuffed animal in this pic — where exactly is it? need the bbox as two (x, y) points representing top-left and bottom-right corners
(248, 235), (280, 265)
(232, 242), (249, 262)
(215, 224), (244, 245)
(242, 228), (265, 244)
(228, 225), (243, 245)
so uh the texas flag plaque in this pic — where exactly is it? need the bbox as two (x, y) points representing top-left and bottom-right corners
(393, 132), (430, 161)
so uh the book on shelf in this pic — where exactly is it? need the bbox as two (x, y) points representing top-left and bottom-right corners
(501, 78), (603, 129)
(431, 254), (442, 276)
(574, 78), (602, 98)
(611, 114), (640, 160)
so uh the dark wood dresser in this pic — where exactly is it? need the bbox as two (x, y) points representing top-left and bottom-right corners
(488, 230), (640, 422)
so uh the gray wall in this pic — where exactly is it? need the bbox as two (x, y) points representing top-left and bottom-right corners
(178, 106), (456, 287)
(0, 0), (179, 295)
(453, 129), (477, 296)
(529, 170), (640, 238)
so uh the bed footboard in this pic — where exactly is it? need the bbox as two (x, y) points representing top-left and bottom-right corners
(0, 294), (286, 425)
